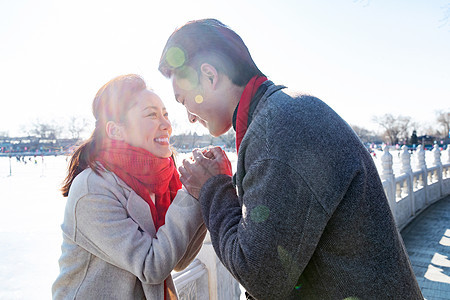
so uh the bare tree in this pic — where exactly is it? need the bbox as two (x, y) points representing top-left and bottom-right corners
(190, 132), (199, 149)
(373, 114), (411, 145)
(67, 116), (90, 140)
(373, 114), (397, 145)
(436, 110), (450, 139)
(29, 119), (63, 139)
(216, 128), (236, 149)
(419, 124), (441, 138)
(350, 125), (381, 144)
(397, 116), (411, 144)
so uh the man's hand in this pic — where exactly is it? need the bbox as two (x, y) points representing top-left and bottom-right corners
(178, 146), (233, 199)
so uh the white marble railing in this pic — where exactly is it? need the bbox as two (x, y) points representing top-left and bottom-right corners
(172, 259), (209, 299)
(381, 144), (450, 230)
(173, 231), (242, 300)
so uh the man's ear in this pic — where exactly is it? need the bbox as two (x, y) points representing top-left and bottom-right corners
(200, 63), (219, 89)
(105, 121), (125, 140)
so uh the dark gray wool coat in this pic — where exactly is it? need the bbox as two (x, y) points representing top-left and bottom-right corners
(199, 83), (423, 300)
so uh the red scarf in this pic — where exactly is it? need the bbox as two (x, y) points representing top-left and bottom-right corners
(97, 140), (181, 231)
(235, 76), (268, 153)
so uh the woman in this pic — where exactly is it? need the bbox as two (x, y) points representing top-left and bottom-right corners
(52, 74), (206, 299)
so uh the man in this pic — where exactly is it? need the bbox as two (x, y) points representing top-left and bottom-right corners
(159, 19), (422, 299)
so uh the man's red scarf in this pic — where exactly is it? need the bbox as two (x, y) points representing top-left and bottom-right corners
(235, 76), (268, 153)
(97, 140), (181, 230)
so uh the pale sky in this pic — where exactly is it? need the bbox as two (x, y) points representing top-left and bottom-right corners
(1, 0), (449, 137)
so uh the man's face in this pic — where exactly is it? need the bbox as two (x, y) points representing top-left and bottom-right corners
(170, 72), (231, 137)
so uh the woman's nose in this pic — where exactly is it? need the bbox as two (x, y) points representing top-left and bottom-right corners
(187, 110), (197, 123)
(160, 117), (171, 131)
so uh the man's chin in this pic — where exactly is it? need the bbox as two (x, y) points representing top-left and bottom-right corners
(210, 132), (221, 137)
(209, 126), (230, 137)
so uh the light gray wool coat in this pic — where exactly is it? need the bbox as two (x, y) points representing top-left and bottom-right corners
(199, 83), (423, 299)
(52, 168), (206, 299)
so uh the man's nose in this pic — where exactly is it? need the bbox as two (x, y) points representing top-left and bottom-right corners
(187, 110), (197, 123)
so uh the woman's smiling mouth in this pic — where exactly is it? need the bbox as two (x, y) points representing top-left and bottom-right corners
(154, 137), (169, 145)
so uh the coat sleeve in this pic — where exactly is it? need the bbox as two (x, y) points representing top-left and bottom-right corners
(173, 223), (207, 271)
(73, 188), (204, 284)
(199, 159), (330, 299)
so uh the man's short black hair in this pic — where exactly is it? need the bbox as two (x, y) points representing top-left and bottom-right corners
(159, 18), (264, 86)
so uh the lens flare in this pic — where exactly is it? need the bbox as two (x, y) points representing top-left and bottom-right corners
(175, 66), (199, 91)
(250, 205), (270, 223)
(277, 245), (293, 270)
(166, 47), (185, 68)
(195, 95), (203, 104)
(278, 245), (302, 289)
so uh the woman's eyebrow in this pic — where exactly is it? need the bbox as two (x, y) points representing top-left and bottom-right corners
(142, 106), (167, 112)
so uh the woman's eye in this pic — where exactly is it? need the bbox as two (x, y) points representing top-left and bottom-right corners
(146, 112), (157, 118)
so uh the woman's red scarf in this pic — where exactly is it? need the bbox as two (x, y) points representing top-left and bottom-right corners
(97, 140), (181, 230)
(235, 75), (268, 153)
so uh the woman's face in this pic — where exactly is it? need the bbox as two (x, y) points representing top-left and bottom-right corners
(121, 89), (173, 158)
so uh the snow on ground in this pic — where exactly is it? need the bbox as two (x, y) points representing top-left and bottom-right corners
(0, 149), (444, 299)
(0, 155), (67, 299)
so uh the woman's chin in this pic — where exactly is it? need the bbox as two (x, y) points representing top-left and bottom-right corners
(154, 148), (173, 159)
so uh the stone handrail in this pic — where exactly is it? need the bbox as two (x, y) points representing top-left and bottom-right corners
(172, 259), (211, 299)
(381, 144), (450, 230)
(172, 231), (242, 300)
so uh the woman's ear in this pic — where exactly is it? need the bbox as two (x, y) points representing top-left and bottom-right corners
(105, 121), (125, 140)
(200, 63), (218, 89)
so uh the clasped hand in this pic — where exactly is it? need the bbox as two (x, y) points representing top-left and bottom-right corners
(178, 146), (233, 199)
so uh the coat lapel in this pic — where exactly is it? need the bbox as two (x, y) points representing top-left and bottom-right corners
(110, 171), (157, 237)
(126, 191), (156, 237)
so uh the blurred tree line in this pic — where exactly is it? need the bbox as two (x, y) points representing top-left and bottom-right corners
(2, 110), (449, 149)
(18, 116), (92, 140)
(354, 110), (450, 146)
